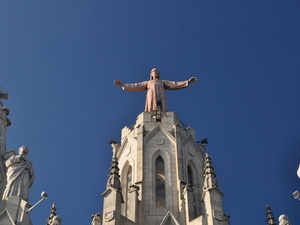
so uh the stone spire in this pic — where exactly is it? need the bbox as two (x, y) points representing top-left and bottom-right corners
(0, 88), (10, 155)
(201, 152), (229, 225)
(46, 203), (62, 225)
(266, 204), (277, 225)
(102, 143), (124, 225)
(107, 143), (121, 190)
(47, 203), (57, 225)
(203, 153), (218, 189)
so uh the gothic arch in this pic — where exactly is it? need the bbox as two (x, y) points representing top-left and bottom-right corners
(186, 159), (202, 218)
(155, 156), (166, 208)
(186, 159), (199, 186)
(120, 159), (135, 185)
(120, 160), (135, 217)
(149, 149), (172, 215)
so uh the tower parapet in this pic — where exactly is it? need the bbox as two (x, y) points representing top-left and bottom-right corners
(102, 111), (229, 225)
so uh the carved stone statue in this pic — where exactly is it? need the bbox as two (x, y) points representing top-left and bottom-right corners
(2, 146), (34, 201)
(114, 68), (197, 112)
(91, 213), (102, 225)
(279, 214), (291, 225)
(50, 216), (62, 225)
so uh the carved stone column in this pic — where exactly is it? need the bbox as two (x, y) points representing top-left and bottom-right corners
(127, 185), (140, 222)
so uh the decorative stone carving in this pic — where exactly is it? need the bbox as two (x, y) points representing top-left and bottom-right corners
(129, 185), (140, 193)
(279, 214), (291, 225)
(91, 213), (102, 225)
(104, 210), (115, 222)
(2, 146), (34, 201)
(47, 203), (63, 225)
(156, 138), (164, 145)
(50, 216), (62, 225)
(114, 68), (197, 112)
(0, 89), (9, 101)
(213, 209), (223, 220)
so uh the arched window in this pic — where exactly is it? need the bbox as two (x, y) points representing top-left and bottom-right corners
(188, 165), (194, 186)
(126, 166), (132, 216)
(127, 166), (132, 190)
(155, 156), (166, 208)
(187, 164), (197, 218)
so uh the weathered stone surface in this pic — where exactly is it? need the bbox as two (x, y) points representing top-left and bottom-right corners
(91, 213), (102, 225)
(102, 112), (228, 225)
(2, 146), (34, 201)
(0, 196), (32, 225)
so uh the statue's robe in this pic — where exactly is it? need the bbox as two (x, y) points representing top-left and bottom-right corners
(2, 155), (34, 201)
(123, 79), (189, 112)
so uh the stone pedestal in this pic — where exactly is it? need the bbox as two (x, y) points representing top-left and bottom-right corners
(0, 196), (32, 225)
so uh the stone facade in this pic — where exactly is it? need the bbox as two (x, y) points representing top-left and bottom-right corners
(0, 196), (32, 225)
(102, 112), (229, 225)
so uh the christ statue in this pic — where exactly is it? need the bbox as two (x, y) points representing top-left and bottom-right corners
(114, 68), (197, 112)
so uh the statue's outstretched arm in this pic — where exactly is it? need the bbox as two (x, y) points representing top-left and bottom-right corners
(188, 77), (198, 83)
(114, 80), (148, 92)
(114, 80), (124, 87)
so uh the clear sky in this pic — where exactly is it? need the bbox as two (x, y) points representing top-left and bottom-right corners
(0, 1), (299, 224)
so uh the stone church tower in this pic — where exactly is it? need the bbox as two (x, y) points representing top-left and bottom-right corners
(101, 111), (230, 225)
(0, 89), (10, 195)
(0, 89), (35, 225)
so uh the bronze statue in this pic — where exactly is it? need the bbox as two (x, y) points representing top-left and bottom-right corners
(114, 68), (197, 112)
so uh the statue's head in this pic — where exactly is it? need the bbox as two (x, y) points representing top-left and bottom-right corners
(150, 68), (160, 80)
(19, 145), (29, 156)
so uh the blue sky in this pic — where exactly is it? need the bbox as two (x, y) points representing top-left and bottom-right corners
(1, 1), (300, 224)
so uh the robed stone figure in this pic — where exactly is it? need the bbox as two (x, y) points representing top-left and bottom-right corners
(114, 68), (197, 112)
(2, 145), (34, 201)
